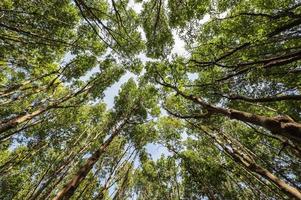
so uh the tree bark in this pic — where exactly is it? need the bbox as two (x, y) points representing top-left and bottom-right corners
(187, 94), (301, 143)
(203, 127), (301, 199)
(0, 108), (47, 134)
(52, 123), (125, 200)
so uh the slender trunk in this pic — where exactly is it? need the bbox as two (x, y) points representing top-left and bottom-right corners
(52, 124), (124, 200)
(205, 186), (216, 200)
(0, 108), (48, 134)
(97, 145), (132, 199)
(25, 163), (53, 200)
(0, 119), (43, 142)
(112, 160), (133, 200)
(0, 142), (46, 175)
(75, 183), (90, 200)
(31, 138), (92, 200)
(0, 69), (59, 98)
(38, 143), (94, 200)
(0, 78), (93, 134)
(207, 129), (301, 199)
(40, 161), (77, 200)
(0, 83), (60, 106)
(173, 167), (181, 200)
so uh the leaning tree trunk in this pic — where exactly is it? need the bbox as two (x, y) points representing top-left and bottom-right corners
(52, 123), (125, 200)
(207, 128), (301, 200)
(184, 93), (301, 143)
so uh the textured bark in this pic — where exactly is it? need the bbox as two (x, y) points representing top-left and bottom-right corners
(187, 95), (301, 143)
(251, 164), (301, 200)
(40, 162), (76, 200)
(53, 150), (102, 200)
(157, 79), (301, 143)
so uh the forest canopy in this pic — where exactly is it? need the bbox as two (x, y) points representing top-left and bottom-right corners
(0, 0), (301, 199)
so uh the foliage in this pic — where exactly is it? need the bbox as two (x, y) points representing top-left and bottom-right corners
(0, 0), (300, 199)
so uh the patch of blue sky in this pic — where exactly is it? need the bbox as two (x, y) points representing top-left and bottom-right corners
(146, 143), (172, 161)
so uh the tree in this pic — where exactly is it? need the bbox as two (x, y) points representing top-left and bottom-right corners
(1, 0), (301, 199)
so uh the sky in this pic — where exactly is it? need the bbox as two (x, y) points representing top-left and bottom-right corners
(101, 2), (211, 161)
(8, 1), (210, 161)
(102, 26), (188, 161)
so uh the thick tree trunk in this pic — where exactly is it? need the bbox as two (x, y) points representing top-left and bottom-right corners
(251, 163), (301, 200)
(157, 80), (301, 143)
(187, 95), (301, 143)
(41, 162), (76, 200)
(52, 150), (103, 200)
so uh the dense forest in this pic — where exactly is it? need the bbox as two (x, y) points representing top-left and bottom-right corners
(0, 0), (301, 199)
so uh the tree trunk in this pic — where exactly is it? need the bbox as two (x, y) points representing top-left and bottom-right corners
(31, 136), (95, 200)
(52, 124), (124, 200)
(0, 108), (47, 134)
(251, 163), (301, 200)
(207, 128), (301, 199)
(187, 94), (301, 143)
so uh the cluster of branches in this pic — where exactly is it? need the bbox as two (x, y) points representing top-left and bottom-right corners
(1, 0), (301, 200)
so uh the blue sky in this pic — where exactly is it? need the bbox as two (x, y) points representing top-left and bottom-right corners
(56, 1), (209, 161)
(101, 1), (211, 160)
(101, 28), (188, 161)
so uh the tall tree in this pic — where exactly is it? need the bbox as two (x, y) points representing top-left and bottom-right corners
(1, 0), (301, 199)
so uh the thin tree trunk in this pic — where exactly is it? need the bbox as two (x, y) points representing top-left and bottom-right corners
(52, 123), (125, 200)
(202, 127), (301, 199)
(0, 77), (94, 134)
(221, 93), (301, 103)
(31, 137), (93, 200)
(0, 107), (48, 133)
